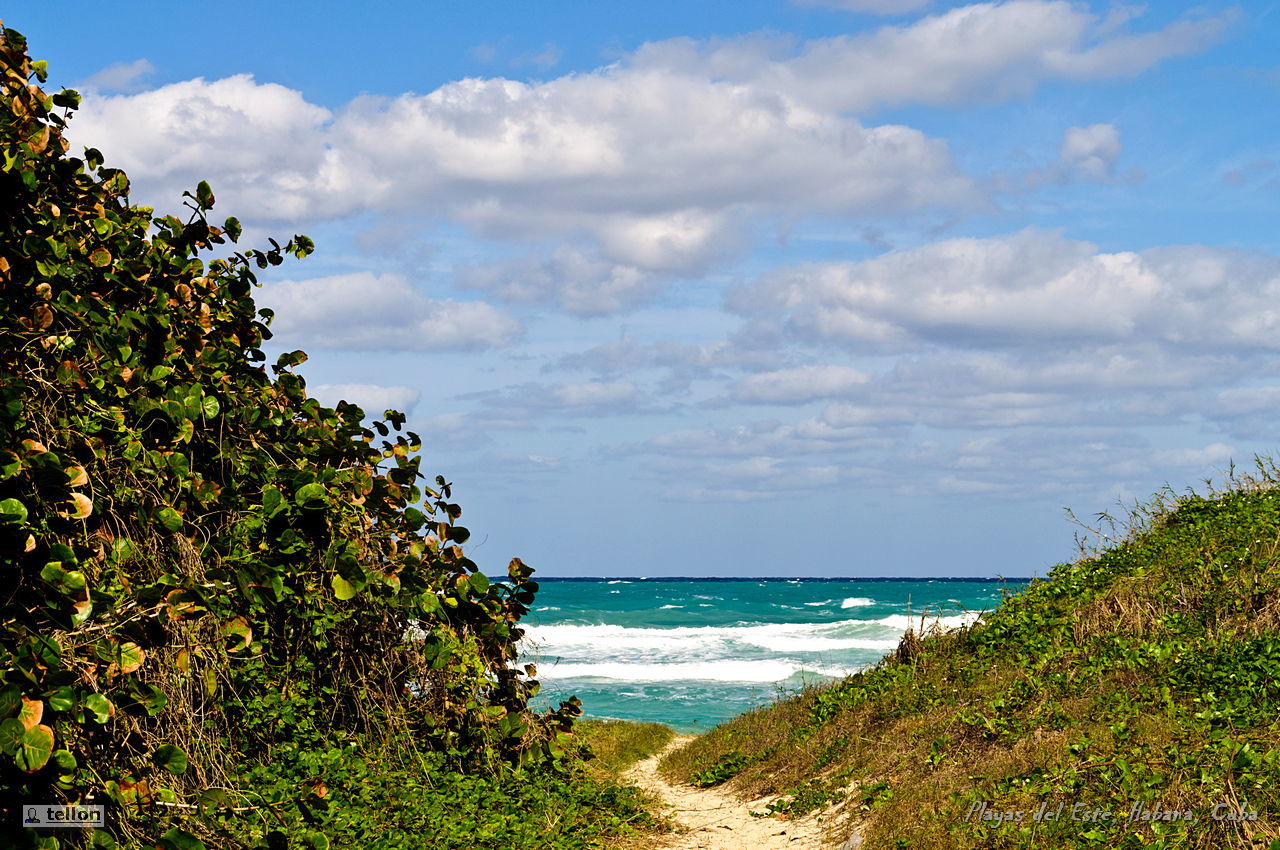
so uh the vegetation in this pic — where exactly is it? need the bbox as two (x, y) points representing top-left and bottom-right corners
(663, 469), (1280, 849)
(14, 16), (1280, 850)
(0, 24), (657, 849)
(571, 720), (674, 777)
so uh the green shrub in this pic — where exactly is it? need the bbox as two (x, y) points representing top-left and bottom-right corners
(0, 22), (636, 848)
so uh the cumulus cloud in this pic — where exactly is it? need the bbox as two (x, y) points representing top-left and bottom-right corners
(629, 413), (901, 459)
(631, 2), (1232, 113)
(1013, 123), (1138, 187)
(731, 364), (871, 404)
(730, 229), (1280, 352)
(68, 66), (976, 278)
(309, 383), (422, 417)
(1060, 123), (1123, 181)
(68, 75), (335, 221)
(793, 0), (932, 15)
(62, 2), (1228, 324)
(259, 272), (523, 351)
(456, 248), (661, 315)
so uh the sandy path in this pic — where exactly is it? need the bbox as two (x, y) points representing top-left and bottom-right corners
(625, 736), (859, 850)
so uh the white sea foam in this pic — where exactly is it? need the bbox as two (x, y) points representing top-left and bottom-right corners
(538, 659), (847, 683)
(876, 612), (979, 630)
(522, 620), (901, 658)
(841, 597), (874, 608)
(659, 604), (684, 609)
(804, 599), (833, 607)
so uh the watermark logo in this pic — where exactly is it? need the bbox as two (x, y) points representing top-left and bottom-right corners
(963, 799), (1259, 827)
(20, 804), (105, 829)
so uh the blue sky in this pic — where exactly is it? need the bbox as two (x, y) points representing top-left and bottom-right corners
(15, 1), (1280, 576)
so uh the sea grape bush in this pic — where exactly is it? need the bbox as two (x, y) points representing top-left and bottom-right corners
(0, 23), (581, 846)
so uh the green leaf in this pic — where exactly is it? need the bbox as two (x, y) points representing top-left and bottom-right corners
(16, 723), (54, 772)
(156, 506), (183, 533)
(154, 744), (188, 775)
(83, 693), (113, 724)
(262, 485), (284, 516)
(221, 617), (252, 653)
(158, 828), (205, 850)
(128, 683), (167, 716)
(109, 537), (138, 563)
(52, 749), (76, 771)
(196, 180), (215, 209)
(201, 395), (220, 418)
(331, 574), (357, 601)
(47, 687), (74, 712)
(0, 684), (20, 718)
(111, 641), (145, 674)
(0, 718), (24, 755)
(40, 561), (87, 595)
(469, 573), (490, 594)
(0, 497), (27, 524)
(295, 482), (327, 507)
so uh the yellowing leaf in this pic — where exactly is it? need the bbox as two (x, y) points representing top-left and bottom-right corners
(17, 697), (43, 731)
(106, 642), (145, 676)
(221, 617), (252, 653)
(57, 493), (92, 519)
(16, 724), (54, 773)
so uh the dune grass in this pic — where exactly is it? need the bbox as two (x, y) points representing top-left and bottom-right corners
(660, 468), (1280, 849)
(574, 719), (677, 776)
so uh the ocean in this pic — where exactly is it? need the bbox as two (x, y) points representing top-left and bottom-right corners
(520, 577), (1026, 733)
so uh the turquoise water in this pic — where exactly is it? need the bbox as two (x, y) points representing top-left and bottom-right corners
(520, 577), (1025, 733)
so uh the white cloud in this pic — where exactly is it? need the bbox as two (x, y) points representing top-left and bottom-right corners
(937, 475), (1004, 494)
(259, 272), (523, 351)
(632, 415), (899, 459)
(731, 229), (1280, 352)
(552, 335), (782, 377)
(67, 45), (977, 283)
(309, 383), (422, 416)
(463, 380), (654, 421)
(548, 381), (642, 408)
(732, 364), (871, 404)
(1213, 386), (1280, 417)
(1152, 443), (1236, 469)
(80, 59), (155, 94)
(632, 2), (1232, 113)
(819, 403), (917, 427)
(522, 44), (565, 70)
(1060, 123), (1123, 181)
(1014, 123), (1135, 187)
(68, 75), (335, 221)
(793, 0), (932, 15)
(456, 248), (660, 315)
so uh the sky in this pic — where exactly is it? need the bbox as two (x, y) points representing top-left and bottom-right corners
(13, 1), (1280, 577)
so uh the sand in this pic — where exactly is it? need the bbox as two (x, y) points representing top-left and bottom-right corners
(624, 735), (861, 850)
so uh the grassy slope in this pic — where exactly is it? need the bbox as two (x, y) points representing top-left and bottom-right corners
(660, 478), (1280, 849)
